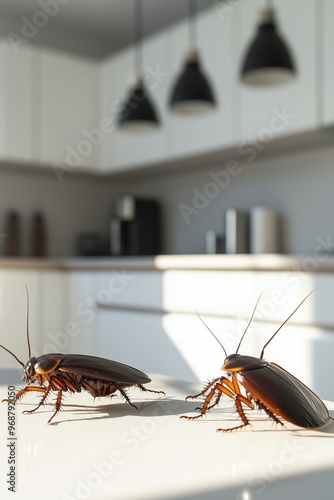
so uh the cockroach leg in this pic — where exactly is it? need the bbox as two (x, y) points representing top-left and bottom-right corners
(182, 385), (219, 420)
(215, 374), (254, 432)
(23, 385), (52, 415)
(256, 400), (285, 427)
(207, 391), (223, 411)
(115, 384), (138, 409)
(181, 377), (237, 420)
(185, 377), (222, 401)
(217, 394), (251, 432)
(47, 389), (63, 425)
(136, 384), (165, 395)
(3, 385), (47, 405)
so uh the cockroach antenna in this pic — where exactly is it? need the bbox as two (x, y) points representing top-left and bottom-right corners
(235, 293), (263, 354)
(25, 285), (31, 359)
(0, 344), (25, 368)
(260, 289), (316, 359)
(0, 287), (30, 368)
(195, 310), (228, 358)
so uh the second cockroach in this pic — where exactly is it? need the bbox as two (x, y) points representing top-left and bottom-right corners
(181, 292), (331, 431)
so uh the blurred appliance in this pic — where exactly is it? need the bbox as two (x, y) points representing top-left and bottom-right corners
(250, 207), (280, 254)
(110, 195), (160, 256)
(225, 209), (249, 254)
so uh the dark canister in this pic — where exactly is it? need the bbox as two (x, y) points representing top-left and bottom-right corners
(31, 213), (47, 257)
(6, 211), (21, 257)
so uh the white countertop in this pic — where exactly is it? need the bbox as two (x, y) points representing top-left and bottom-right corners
(1, 371), (333, 500)
(1, 254), (334, 271)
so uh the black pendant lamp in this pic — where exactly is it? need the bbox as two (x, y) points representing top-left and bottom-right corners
(241, 0), (296, 86)
(169, 0), (215, 114)
(118, 0), (159, 131)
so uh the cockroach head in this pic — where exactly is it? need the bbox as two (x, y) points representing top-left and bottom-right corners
(22, 357), (37, 382)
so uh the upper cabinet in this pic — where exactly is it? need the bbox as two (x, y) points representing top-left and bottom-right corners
(0, 40), (37, 163)
(234, 0), (318, 141)
(170, 8), (235, 158)
(322, 0), (334, 125)
(0, 0), (331, 174)
(0, 42), (99, 173)
(99, 28), (173, 173)
(39, 49), (99, 172)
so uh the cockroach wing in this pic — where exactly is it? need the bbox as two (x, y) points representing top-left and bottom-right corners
(239, 362), (329, 428)
(58, 354), (151, 385)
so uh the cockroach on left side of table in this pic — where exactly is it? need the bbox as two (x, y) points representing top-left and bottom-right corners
(0, 288), (164, 424)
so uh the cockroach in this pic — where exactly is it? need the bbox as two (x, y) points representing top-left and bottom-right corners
(0, 289), (164, 424)
(181, 292), (331, 432)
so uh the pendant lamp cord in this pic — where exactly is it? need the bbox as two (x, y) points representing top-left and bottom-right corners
(135, 0), (143, 76)
(189, 0), (197, 50)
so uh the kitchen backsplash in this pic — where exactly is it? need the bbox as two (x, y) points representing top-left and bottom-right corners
(0, 167), (118, 257)
(122, 143), (334, 256)
(1, 142), (334, 257)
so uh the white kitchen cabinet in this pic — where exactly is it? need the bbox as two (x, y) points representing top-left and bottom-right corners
(39, 49), (99, 172)
(95, 270), (206, 381)
(99, 28), (173, 172)
(95, 309), (198, 382)
(94, 269), (254, 382)
(0, 270), (40, 368)
(0, 1), (327, 176)
(0, 269), (99, 366)
(98, 58), (116, 171)
(95, 270), (163, 309)
(322, 0), (334, 125)
(62, 271), (99, 355)
(234, 0), (318, 143)
(0, 265), (332, 400)
(94, 266), (334, 398)
(170, 7), (235, 157)
(0, 269), (69, 367)
(161, 270), (334, 328)
(0, 40), (37, 163)
(39, 270), (67, 355)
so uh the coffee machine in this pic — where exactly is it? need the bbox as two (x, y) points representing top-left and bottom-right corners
(110, 195), (161, 256)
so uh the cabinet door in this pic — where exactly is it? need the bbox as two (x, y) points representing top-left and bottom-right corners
(99, 58), (116, 172)
(100, 29), (173, 172)
(95, 270), (163, 309)
(0, 40), (37, 162)
(322, 0), (334, 125)
(234, 0), (317, 141)
(0, 270), (40, 368)
(40, 270), (66, 355)
(95, 309), (195, 381)
(170, 7), (235, 157)
(39, 49), (99, 172)
(96, 307), (248, 384)
(62, 271), (98, 355)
